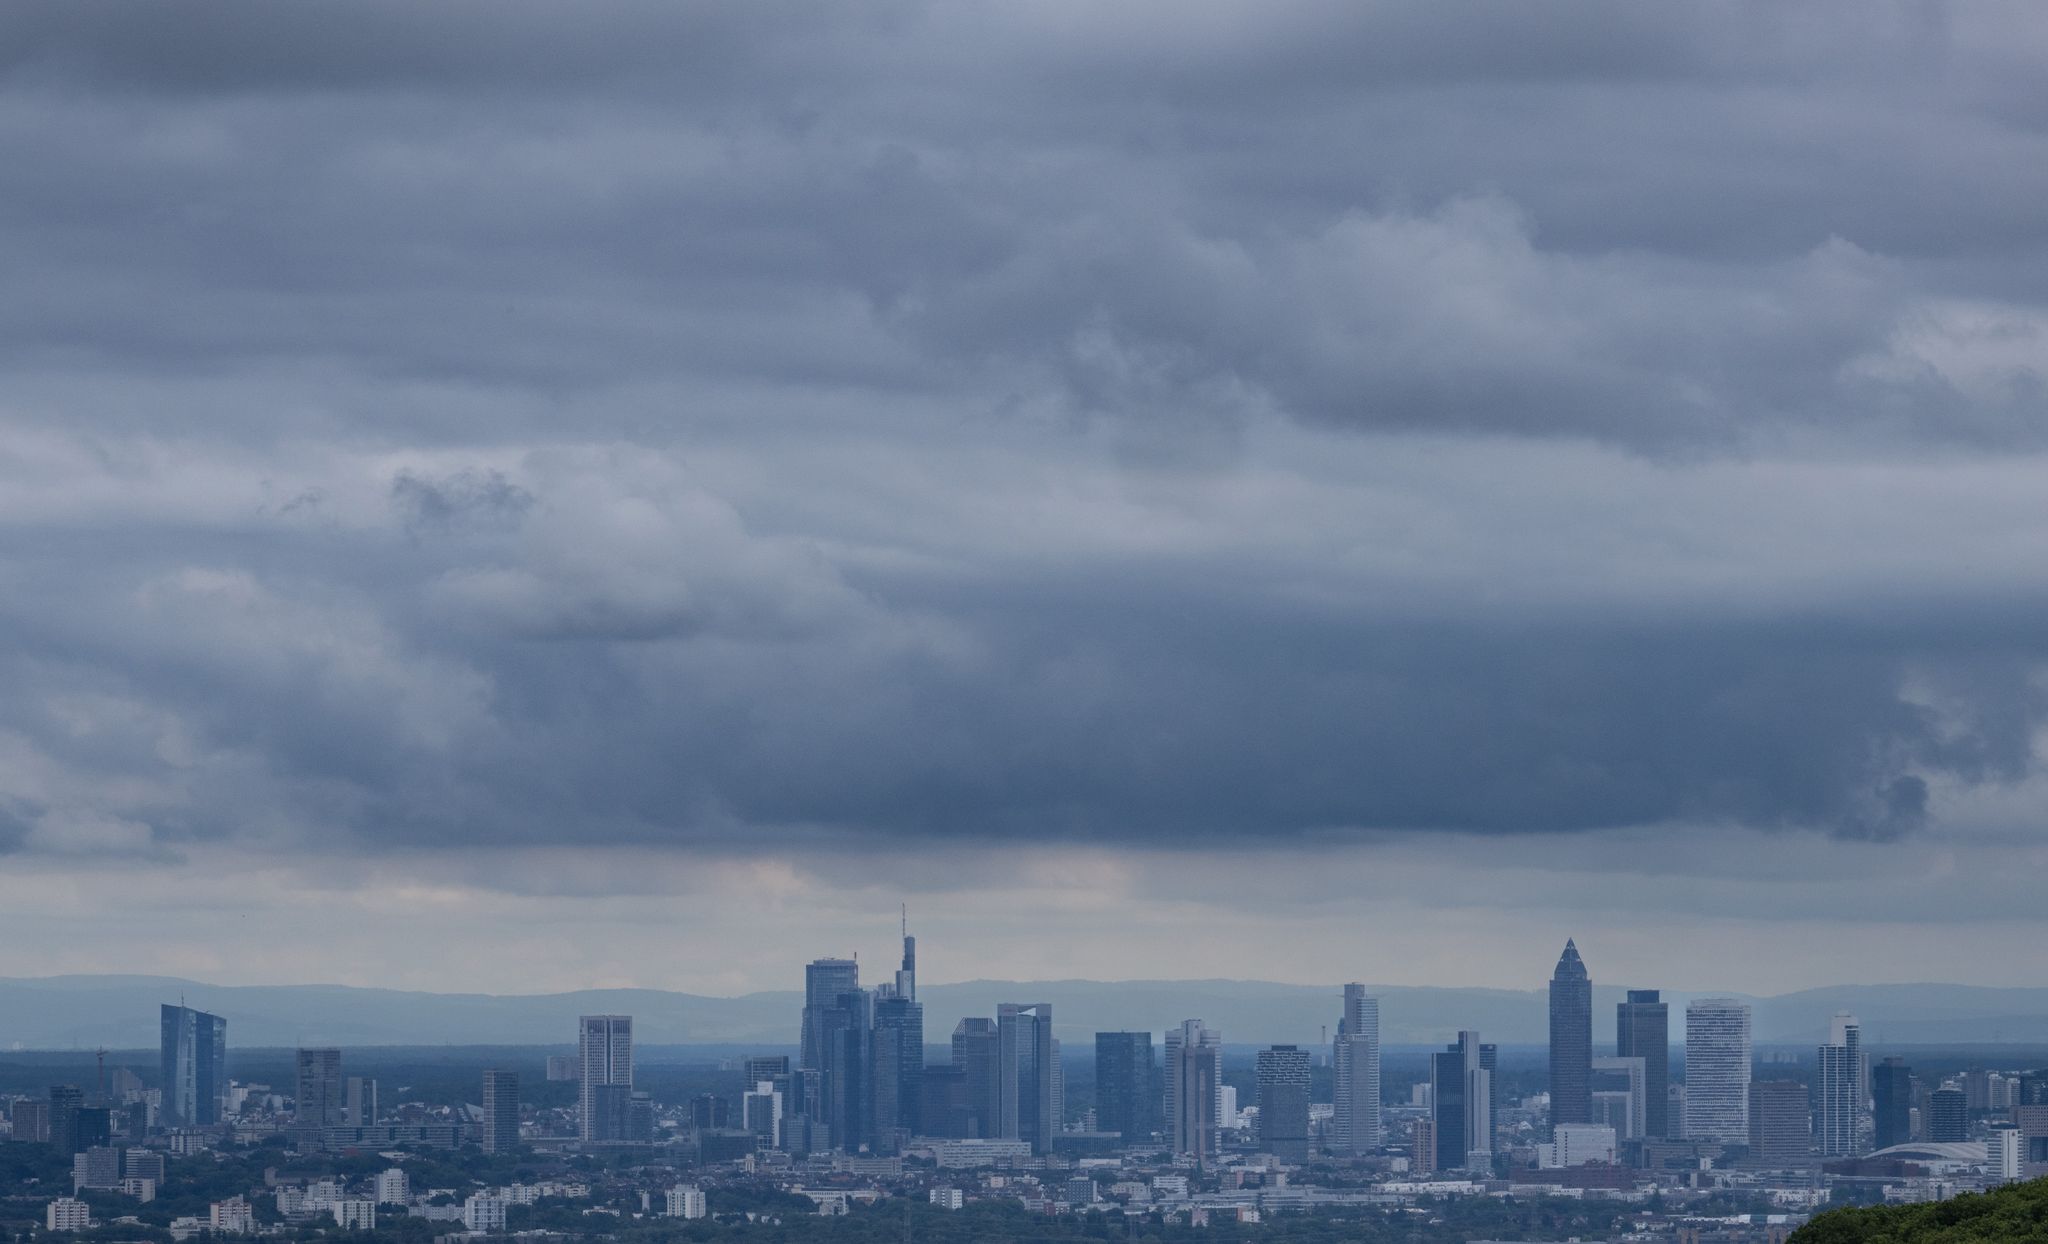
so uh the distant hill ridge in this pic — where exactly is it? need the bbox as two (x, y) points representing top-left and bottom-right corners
(5, 974), (2047, 1049)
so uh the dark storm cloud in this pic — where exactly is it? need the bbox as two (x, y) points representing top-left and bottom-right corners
(1, 3), (2046, 863)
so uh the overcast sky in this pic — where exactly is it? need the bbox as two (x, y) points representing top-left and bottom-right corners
(5, 2), (2048, 998)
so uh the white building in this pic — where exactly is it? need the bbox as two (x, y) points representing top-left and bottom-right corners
(46, 1198), (92, 1232)
(1538, 1124), (1617, 1168)
(1990, 1126), (2024, 1184)
(333, 1199), (376, 1230)
(664, 1185), (706, 1219)
(1815, 1012), (1863, 1157)
(1151, 1174), (1189, 1198)
(1684, 998), (1753, 1143)
(210, 1196), (256, 1234)
(929, 1189), (965, 1209)
(463, 1193), (509, 1233)
(932, 1138), (1034, 1168)
(374, 1167), (410, 1205)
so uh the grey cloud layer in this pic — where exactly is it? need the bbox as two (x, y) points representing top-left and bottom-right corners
(2, 3), (2047, 863)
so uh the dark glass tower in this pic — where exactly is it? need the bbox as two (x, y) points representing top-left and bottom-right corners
(1548, 939), (1592, 1130)
(1255, 1045), (1312, 1161)
(1873, 1058), (1913, 1151)
(1094, 1031), (1156, 1140)
(159, 1004), (227, 1128)
(1615, 989), (1670, 1140)
(951, 1018), (1000, 1138)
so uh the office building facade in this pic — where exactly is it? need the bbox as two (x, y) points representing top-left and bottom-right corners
(160, 1004), (227, 1129)
(1748, 1080), (1810, 1164)
(295, 1049), (343, 1129)
(1332, 984), (1381, 1155)
(1683, 998), (1751, 1143)
(1615, 989), (1671, 1139)
(1873, 1058), (1913, 1151)
(578, 1015), (633, 1142)
(1094, 1032), (1156, 1141)
(1255, 1045), (1311, 1161)
(1813, 1012), (1862, 1158)
(996, 1003), (1055, 1154)
(1548, 940), (1592, 1131)
(481, 1070), (519, 1154)
(1166, 1019), (1220, 1164)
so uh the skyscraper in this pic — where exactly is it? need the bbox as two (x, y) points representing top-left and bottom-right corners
(1332, 984), (1381, 1155)
(800, 959), (860, 1074)
(1255, 1045), (1311, 1161)
(951, 1018), (1000, 1139)
(820, 987), (873, 1151)
(1548, 940), (1592, 1132)
(996, 1003), (1054, 1154)
(870, 929), (924, 1153)
(481, 1070), (519, 1154)
(1872, 1058), (1913, 1151)
(1927, 1087), (1967, 1142)
(1431, 1031), (1492, 1173)
(1813, 1011), (1862, 1158)
(159, 1004), (227, 1129)
(578, 1015), (633, 1142)
(295, 1049), (343, 1129)
(1165, 1019), (1220, 1164)
(1683, 998), (1751, 1143)
(1615, 990), (1670, 1140)
(1094, 1032), (1156, 1141)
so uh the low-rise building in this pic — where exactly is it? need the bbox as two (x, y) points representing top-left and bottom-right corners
(334, 1198), (377, 1230)
(210, 1196), (256, 1234)
(46, 1197), (92, 1232)
(463, 1192), (509, 1233)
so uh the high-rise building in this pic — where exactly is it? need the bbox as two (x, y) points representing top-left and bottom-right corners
(1814, 1012), (1862, 1158)
(160, 1004), (228, 1128)
(293, 1050), (342, 1129)
(578, 1015), (633, 1142)
(996, 1003), (1054, 1154)
(742, 1080), (783, 1148)
(1332, 984), (1381, 1155)
(1990, 1125), (2023, 1184)
(48, 1086), (89, 1155)
(1615, 990), (1671, 1140)
(343, 1077), (377, 1127)
(481, 1070), (519, 1153)
(819, 986), (873, 1151)
(1748, 1080), (1810, 1164)
(1683, 998), (1751, 1143)
(951, 1018), (1001, 1139)
(1165, 1020), (1220, 1164)
(1410, 1117), (1436, 1176)
(1255, 1045), (1311, 1161)
(1927, 1088), (1968, 1142)
(800, 959), (860, 1074)
(1590, 1056), (1646, 1141)
(10, 1100), (50, 1144)
(1873, 1058), (1913, 1151)
(1094, 1032), (1156, 1141)
(1548, 940), (1592, 1132)
(870, 940), (924, 1152)
(1431, 1031), (1492, 1173)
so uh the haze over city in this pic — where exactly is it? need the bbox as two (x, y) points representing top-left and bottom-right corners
(5, 2), (2048, 1006)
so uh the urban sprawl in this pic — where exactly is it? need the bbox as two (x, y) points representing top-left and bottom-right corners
(3, 933), (2035, 1243)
